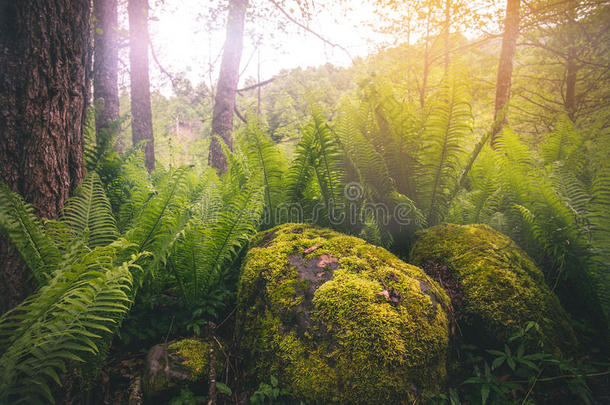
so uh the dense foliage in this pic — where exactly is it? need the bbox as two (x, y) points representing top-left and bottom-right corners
(0, 0), (609, 403)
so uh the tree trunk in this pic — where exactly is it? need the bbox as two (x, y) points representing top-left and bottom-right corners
(94, 0), (120, 144)
(420, 6), (432, 109)
(565, 57), (577, 120)
(564, 0), (578, 121)
(443, 0), (451, 77)
(208, 0), (248, 172)
(0, 0), (91, 312)
(491, 0), (521, 147)
(128, 0), (155, 172)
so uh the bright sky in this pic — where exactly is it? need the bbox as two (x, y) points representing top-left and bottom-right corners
(145, 0), (384, 94)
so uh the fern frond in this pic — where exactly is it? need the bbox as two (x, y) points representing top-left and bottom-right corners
(202, 183), (265, 278)
(285, 125), (316, 204)
(62, 173), (119, 248)
(308, 112), (345, 221)
(117, 151), (155, 232)
(588, 168), (610, 331)
(125, 167), (191, 274)
(0, 183), (61, 285)
(417, 80), (473, 225)
(0, 245), (141, 404)
(541, 115), (581, 165)
(239, 118), (286, 227)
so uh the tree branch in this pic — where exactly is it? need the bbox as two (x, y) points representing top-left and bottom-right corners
(267, 0), (354, 63)
(149, 39), (177, 87)
(237, 77), (277, 93)
(234, 106), (247, 124)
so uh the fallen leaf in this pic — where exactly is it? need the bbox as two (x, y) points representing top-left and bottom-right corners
(377, 290), (390, 300)
(317, 254), (338, 268)
(304, 244), (322, 254)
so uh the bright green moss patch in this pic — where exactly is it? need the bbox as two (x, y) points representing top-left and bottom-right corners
(237, 223), (451, 404)
(410, 223), (576, 354)
(168, 339), (209, 380)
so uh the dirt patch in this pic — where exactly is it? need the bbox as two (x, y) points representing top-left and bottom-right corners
(287, 253), (339, 337)
(421, 260), (463, 337)
(255, 229), (278, 248)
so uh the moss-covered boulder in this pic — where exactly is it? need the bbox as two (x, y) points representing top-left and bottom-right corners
(143, 339), (209, 397)
(236, 224), (451, 404)
(410, 223), (576, 353)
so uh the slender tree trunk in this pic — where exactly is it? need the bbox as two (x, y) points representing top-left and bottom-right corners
(490, 0), (521, 147)
(421, 52), (429, 109)
(208, 0), (248, 172)
(565, 58), (577, 120)
(491, 0), (521, 147)
(564, 0), (578, 121)
(128, 0), (155, 172)
(420, 7), (432, 109)
(0, 0), (91, 313)
(443, 0), (451, 77)
(94, 0), (120, 144)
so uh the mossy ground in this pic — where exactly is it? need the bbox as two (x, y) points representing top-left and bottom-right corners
(237, 223), (451, 404)
(410, 223), (576, 354)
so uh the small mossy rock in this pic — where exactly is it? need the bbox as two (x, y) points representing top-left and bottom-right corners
(410, 223), (576, 353)
(143, 339), (209, 396)
(237, 223), (451, 404)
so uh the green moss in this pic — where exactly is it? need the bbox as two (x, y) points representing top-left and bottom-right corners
(237, 223), (451, 404)
(410, 223), (576, 353)
(168, 339), (209, 380)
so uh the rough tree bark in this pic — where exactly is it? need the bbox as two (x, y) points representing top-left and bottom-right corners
(491, 0), (521, 147)
(208, 0), (248, 172)
(94, 0), (120, 144)
(0, 0), (91, 312)
(129, 0), (155, 172)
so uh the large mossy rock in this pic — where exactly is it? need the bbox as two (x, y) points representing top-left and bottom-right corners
(410, 223), (576, 353)
(236, 224), (451, 404)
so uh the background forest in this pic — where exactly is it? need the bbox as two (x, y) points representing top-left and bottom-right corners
(0, 0), (609, 404)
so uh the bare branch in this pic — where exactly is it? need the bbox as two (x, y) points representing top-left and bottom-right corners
(149, 39), (177, 87)
(267, 0), (354, 62)
(237, 76), (278, 93)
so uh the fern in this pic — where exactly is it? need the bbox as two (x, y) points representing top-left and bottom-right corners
(541, 115), (581, 165)
(587, 168), (610, 334)
(125, 167), (191, 270)
(417, 80), (473, 225)
(285, 124), (316, 204)
(0, 184), (61, 285)
(239, 118), (286, 227)
(61, 173), (119, 248)
(202, 182), (264, 278)
(170, 182), (264, 309)
(116, 151), (155, 232)
(0, 244), (142, 404)
(308, 111), (345, 216)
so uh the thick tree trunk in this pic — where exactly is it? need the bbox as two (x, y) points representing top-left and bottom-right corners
(0, 0), (91, 312)
(128, 0), (155, 172)
(94, 0), (120, 144)
(491, 0), (521, 147)
(208, 0), (248, 172)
